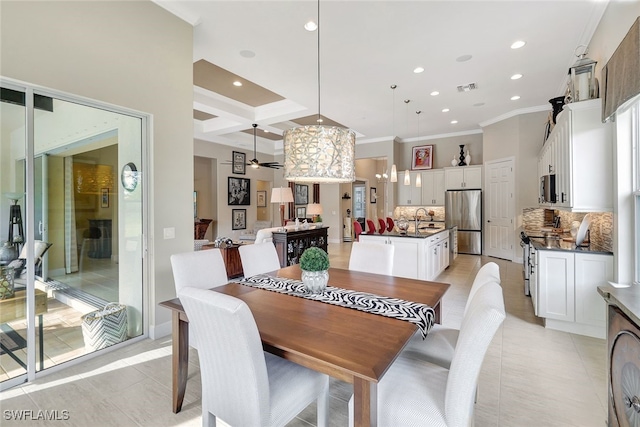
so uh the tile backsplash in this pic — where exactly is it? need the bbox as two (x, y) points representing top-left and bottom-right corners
(522, 207), (613, 252)
(393, 206), (445, 221)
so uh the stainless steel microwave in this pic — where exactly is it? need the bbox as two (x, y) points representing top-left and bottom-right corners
(540, 174), (556, 203)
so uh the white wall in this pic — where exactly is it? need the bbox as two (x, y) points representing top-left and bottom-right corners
(1, 1), (193, 336)
(194, 139), (280, 240)
(395, 133), (483, 171)
(482, 110), (548, 258)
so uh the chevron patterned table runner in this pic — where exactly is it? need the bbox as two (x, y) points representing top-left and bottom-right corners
(237, 275), (435, 338)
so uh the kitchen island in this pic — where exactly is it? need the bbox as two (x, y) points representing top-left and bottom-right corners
(359, 227), (449, 281)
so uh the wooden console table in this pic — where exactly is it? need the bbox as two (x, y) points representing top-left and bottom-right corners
(271, 227), (328, 268)
(201, 243), (243, 279)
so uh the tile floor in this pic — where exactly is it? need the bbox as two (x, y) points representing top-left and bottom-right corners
(0, 243), (608, 426)
(1, 256), (122, 381)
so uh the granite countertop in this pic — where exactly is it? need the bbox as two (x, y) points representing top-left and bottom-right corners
(362, 228), (449, 239)
(598, 284), (640, 327)
(530, 237), (613, 255)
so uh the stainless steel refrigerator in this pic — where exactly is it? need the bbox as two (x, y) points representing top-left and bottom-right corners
(445, 189), (482, 255)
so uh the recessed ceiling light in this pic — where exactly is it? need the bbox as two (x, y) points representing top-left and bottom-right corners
(511, 95), (521, 101)
(430, 91), (440, 96)
(263, 129), (269, 133)
(239, 50), (256, 58)
(414, 67), (425, 74)
(511, 40), (526, 49)
(442, 108), (450, 113)
(451, 120), (458, 124)
(304, 21), (317, 31)
(473, 102), (485, 107)
(511, 73), (523, 80)
(233, 81), (242, 87)
(456, 54), (472, 62)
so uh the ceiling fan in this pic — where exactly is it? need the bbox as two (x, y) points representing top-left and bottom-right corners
(248, 124), (283, 169)
(224, 124), (283, 170)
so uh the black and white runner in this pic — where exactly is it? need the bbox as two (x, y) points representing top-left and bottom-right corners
(237, 274), (435, 338)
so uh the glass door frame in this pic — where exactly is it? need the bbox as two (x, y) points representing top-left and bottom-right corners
(0, 77), (151, 389)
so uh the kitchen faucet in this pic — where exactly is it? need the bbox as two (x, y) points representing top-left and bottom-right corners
(414, 208), (428, 235)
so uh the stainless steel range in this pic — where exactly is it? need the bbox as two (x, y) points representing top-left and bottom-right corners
(520, 231), (541, 296)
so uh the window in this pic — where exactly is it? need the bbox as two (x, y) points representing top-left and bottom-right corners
(633, 102), (640, 284)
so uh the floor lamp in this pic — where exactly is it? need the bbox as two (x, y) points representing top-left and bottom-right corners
(271, 187), (294, 229)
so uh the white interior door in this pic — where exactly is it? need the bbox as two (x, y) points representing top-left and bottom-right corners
(485, 158), (514, 260)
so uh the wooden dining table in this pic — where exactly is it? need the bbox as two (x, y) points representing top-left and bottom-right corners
(159, 265), (450, 427)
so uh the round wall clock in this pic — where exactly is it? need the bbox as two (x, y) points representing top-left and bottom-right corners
(121, 162), (139, 192)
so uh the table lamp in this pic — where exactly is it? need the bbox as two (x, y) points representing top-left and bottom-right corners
(307, 203), (323, 223)
(271, 187), (294, 228)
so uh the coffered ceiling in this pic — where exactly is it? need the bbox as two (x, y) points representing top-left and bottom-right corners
(156, 0), (608, 156)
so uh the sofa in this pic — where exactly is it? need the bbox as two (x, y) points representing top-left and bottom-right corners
(238, 221), (272, 242)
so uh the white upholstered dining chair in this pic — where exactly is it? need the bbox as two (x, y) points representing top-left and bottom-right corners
(170, 249), (228, 294)
(401, 262), (501, 368)
(238, 242), (281, 278)
(179, 286), (329, 427)
(348, 281), (505, 427)
(348, 241), (395, 276)
(170, 249), (229, 350)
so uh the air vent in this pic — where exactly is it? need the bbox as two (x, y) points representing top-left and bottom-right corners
(457, 83), (478, 92)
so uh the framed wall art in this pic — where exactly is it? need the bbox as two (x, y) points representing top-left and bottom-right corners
(232, 209), (246, 230)
(232, 151), (246, 175)
(257, 190), (267, 207)
(228, 177), (250, 205)
(411, 144), (434, 170)
(294, 184), (308, 205)
(296, 206), (306, 219)
(370, 187), (377, 204)
(101, 188), (109, 208)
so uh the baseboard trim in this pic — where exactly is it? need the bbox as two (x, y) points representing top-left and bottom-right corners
(150, 320), (172, 340)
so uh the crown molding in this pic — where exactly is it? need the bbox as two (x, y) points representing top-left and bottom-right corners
(479, 105), (549, 128)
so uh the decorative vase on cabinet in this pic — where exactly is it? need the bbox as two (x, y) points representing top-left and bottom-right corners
(458, 144), (467, 166)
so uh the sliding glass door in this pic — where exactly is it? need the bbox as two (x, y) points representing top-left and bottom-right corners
(0, 83), (28, 383)
(0, 80), (147, 387)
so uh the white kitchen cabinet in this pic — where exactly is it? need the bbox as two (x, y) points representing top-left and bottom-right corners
(449, 226), (458, 261)
(388, 236), (422, 279)
(359, 229), (449, 281)
(444, 165), (482, 190)
(533, 248), (612, 338)
(538, 98), (613, 211)
(421, 170), (445, 205)
(574, 253), (612, 329)
(396, 171), (423, 205)
(537, 251), (575, 322)
(426, 231), (449, 280)
(441, 236), (450, 270)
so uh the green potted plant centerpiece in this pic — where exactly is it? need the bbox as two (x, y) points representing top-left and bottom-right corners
(299, 247), (330, 294)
